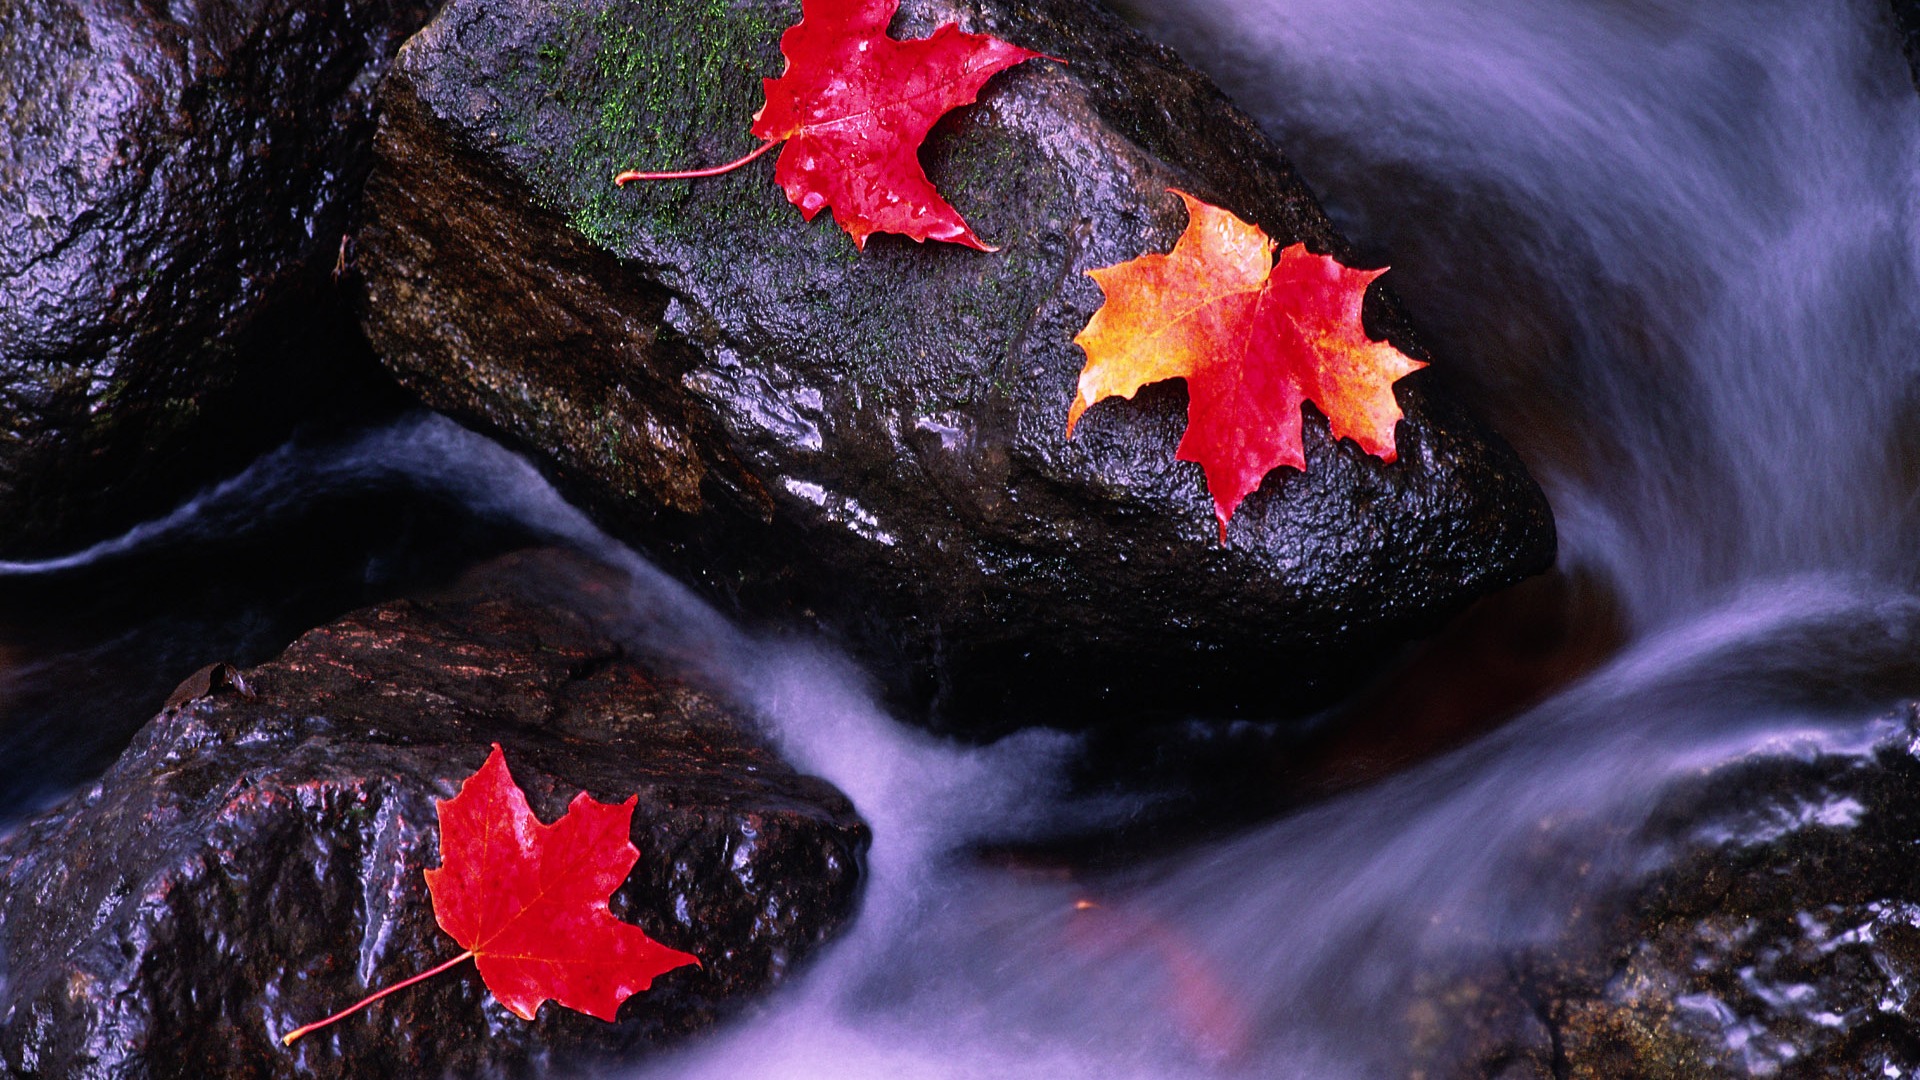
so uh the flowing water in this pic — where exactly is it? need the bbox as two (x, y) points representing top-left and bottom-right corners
(5, 0), (1920, 1074)
(618, 0), (1920, 1072)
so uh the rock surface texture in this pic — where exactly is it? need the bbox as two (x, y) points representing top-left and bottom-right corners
(356, 0), (1557, 733)
(0, 548), (869, 1078)
(1894, 0), (1920, 89)
(1417, 706), (1920, 1079)
(0, 0), (434, 554)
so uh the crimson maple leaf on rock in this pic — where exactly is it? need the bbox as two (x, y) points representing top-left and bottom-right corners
(616, 0), (1055, 249)
(750, 0), (1045, 249)
(425, 744), (699, 1021)
(1069, 191), (1426, 542)
(281, 745), (697, 1044)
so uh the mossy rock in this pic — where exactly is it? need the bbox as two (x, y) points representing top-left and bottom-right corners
(357, 0), (1556, 733)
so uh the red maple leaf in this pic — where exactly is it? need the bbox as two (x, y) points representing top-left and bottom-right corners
(616, 0), (1054, 250)
(282, 744), (697, 1044)
(1068, 190), (1426, 542)
(424, 744), (700, 1020)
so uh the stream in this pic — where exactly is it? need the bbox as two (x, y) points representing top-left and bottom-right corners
(5, 0), (1920, 1075)
(669, 0), (1920, 1068)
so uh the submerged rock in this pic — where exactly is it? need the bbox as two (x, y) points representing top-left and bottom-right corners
(1416, 705), (1920, 1079)
(0, 0), (434, 555)
(356, 0), (1556, 734)
(0, 548), (868, 1078)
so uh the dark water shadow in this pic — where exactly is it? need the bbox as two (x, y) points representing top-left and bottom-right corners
(0, 418), (544, 824)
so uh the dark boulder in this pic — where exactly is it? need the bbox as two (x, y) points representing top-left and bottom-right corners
(0, 0), (437, 555)
(0, 547), (869, 1077)
(355, 0), (1555, 734)
(1894, 0), (1920, 91)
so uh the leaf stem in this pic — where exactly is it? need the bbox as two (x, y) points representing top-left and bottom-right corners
(281, 949), (476, 1046)
(614, 138), (781, 184)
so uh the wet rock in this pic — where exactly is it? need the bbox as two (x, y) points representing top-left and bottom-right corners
(1417, 706), (1920, 1079)
(355, 0), (1556, 734)
(0, 0), (436, 555)
(0, 547), (869, 1078)
(1892, 0), (1920, 90)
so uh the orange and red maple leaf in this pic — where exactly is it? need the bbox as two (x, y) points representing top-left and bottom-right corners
(1069, 191), (1426, 541)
